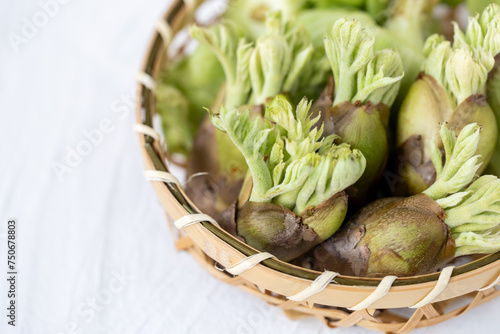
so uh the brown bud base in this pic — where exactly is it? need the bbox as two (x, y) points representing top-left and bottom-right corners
(394, 134), (438, 195)
(218, 192), (348, 262)
(185, 173), (244, 221)
(311, 194), (456, 277)
(237, 201), (323, 262)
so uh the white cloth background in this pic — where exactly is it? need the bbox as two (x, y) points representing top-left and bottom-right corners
(1, 0), (499, 333)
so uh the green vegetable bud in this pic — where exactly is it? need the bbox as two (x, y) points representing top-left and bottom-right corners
(440, 175), (500, 256)
(211, 96), (366, 260)
(397, 75), (497, 194)
(297, 9), (376, 48)
(447, 50), (489, 103)
(312, 194), (454, 277)
(326, 102), (389, 200)
(186, 12), (314, 217)
(453, 4), (500, 68)
(159, 44), (225, 156)
(210, 97), (365, 209)
(249, 35), (290, 104)
(321, 18), (403, 202)
(190, 12), (313, 107)
(310, 123), (500, 276)
(444, 175), (500, 232)
(325, 19), (376, 106)
(454, 226), (500, 257)
(422, 123), (482, 200)
(396, 6), (500, 194)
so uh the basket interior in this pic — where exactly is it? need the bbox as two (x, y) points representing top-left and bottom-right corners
(135, 0), (500, 331)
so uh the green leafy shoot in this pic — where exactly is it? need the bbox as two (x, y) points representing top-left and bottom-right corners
(265, 96), (322, 151)
(208, 105), (275, 199)
(446, 49), (490, 105)
(452, 3), (500, 71)
(423, 123), (482, 201)
(291, 146), (366, 213)
(249, 12), (313, 105)
(324, 18), (404, 106)
(223, 0), (308, 40)
(454, 226), (500, 257)
(423, 125), (500, 257)
(422, 40), (490, 106)
(444, 175), (500, 232)
(325, 19), (374, 105)
(353, 49), (404, 106)
(422, 35), (453, 96)
(191, 12), (313, 108)
(208, 96), (366, 214)
(422, 4), (500, 106)
(189, 22), (253, 108)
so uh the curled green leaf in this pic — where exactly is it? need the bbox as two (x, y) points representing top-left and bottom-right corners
(423, 123), (482, 200)
(421, 37), (453, 95)
(454, 226), (500, 257)
(352, 49), (404, 106)
(422, 4), (500, 106)
(435, 191), (470, 209)
(445, 176), (500, 231)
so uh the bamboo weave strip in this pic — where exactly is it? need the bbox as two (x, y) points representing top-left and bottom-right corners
(410, 266), (455, 308)
(144, 170), (181, 186)
(133, 124), (160, 141)
(287, 271), (339, 301)
(136, 72), (157, 91)
(225, 252), (275, 276)
(174, 213), (219, 229)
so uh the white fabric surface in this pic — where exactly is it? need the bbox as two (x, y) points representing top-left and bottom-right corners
(1, 0), (500, 333)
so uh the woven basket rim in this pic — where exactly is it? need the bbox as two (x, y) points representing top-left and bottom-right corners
(135, 0), (500, 298)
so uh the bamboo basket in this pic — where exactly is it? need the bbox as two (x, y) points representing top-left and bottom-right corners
(135, 1), (500, 332)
